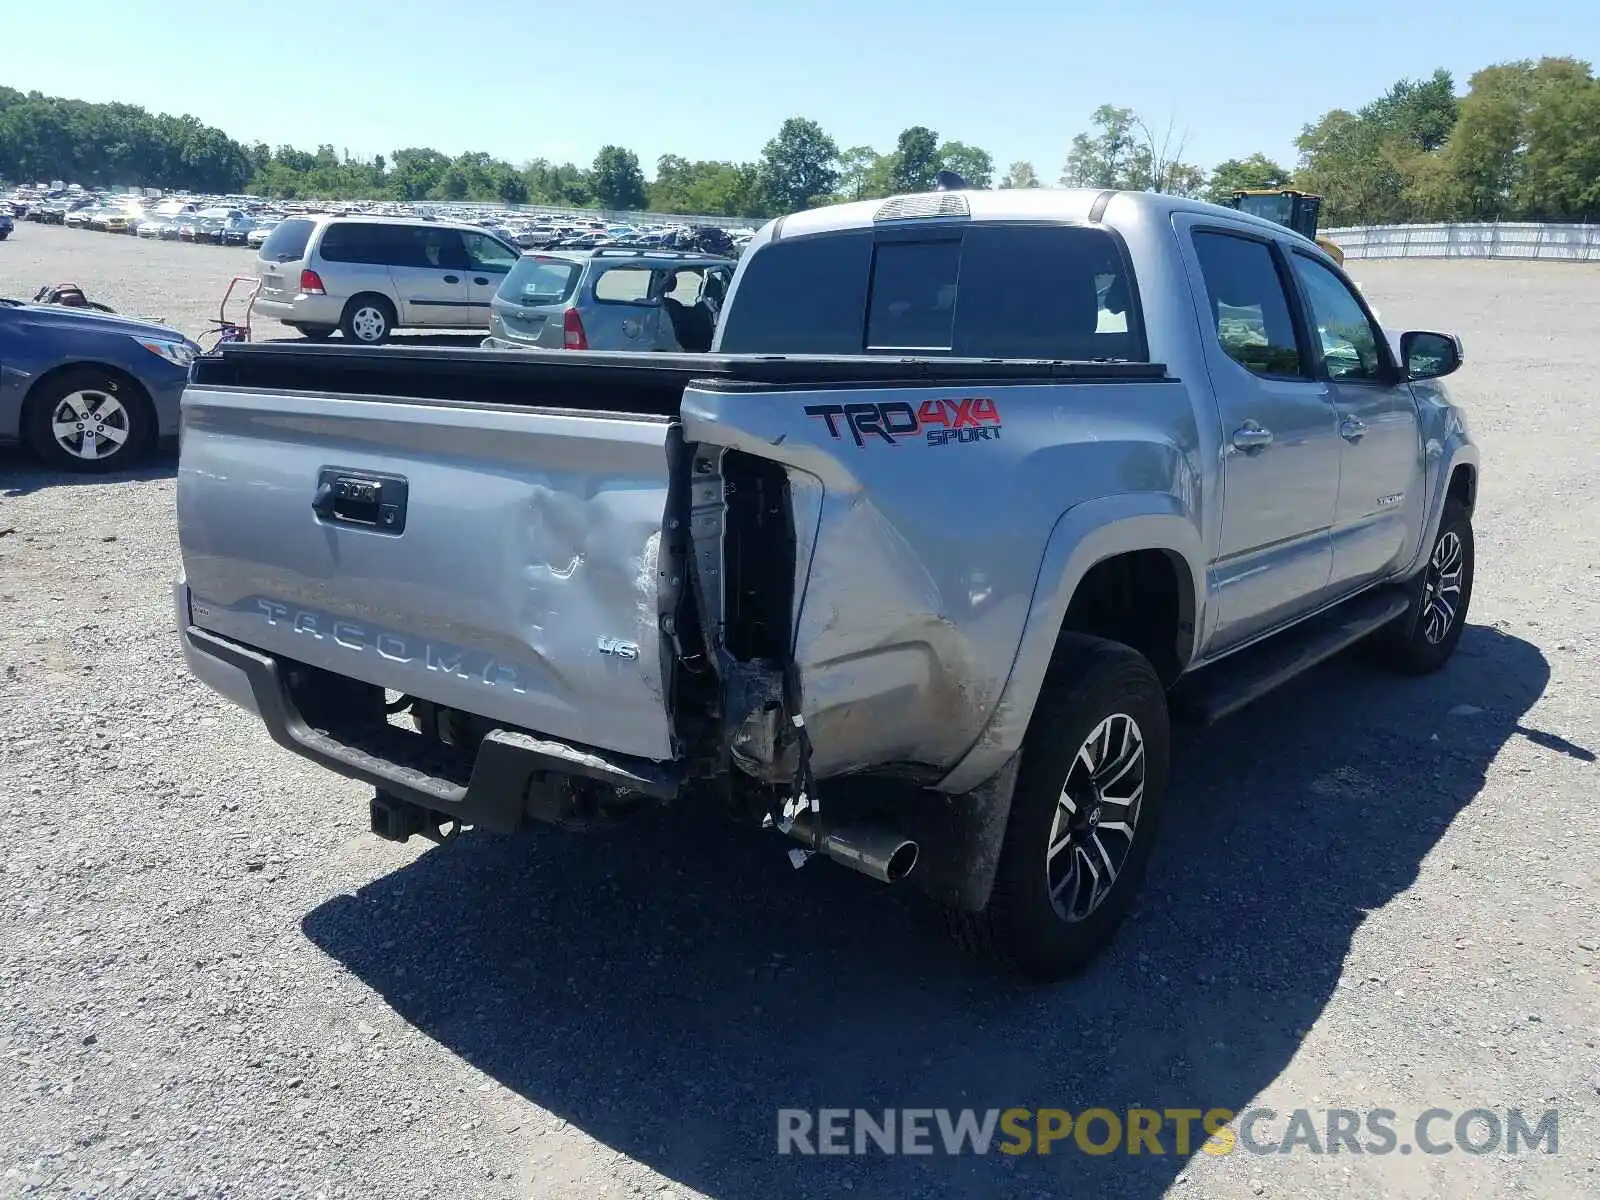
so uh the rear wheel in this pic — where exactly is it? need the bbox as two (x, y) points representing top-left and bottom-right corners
(23, 367), (154, 473)
(945, 635), (1170, 982)
(341, 295), (395, 345)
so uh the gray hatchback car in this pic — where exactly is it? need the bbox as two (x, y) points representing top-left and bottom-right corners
(482, 248), (735, 353)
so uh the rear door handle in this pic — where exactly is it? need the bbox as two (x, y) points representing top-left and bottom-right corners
(443, 274), (460, 284)
(473, 276), (489, 286)
(1231, 423), (1274, 451)
(1340, 417), (1369, 442)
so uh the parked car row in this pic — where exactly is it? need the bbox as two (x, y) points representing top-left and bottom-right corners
(2, 185), (758, 257)
(252, 213), (737, 352)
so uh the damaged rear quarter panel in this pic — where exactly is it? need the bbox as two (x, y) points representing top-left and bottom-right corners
(680, 379), (1199, 779)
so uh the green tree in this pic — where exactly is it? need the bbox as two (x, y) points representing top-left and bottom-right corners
(1203, 153), (1291, 205)
(652, 155), (769, 217)
(836, 145), (881, 200)
(999, 160), (1041, 188)
(1061, 106), (1202, 194)
(1295, 69), (1459, 223)
(0, 91), (256, 191)
(1440, 58), (1595, 219)
(591, 144), (648, 210)
(524, 158), (593, 207)
(889, 126), (940, 192)
(936, 140), (993, 188)
(1518, 68), (1600, 218)
(759, 116), (839, 212)
(389, 147), (449, 200)
(1061, 105), (1142, 187)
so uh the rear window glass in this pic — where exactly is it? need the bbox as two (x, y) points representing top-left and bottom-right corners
(499, 256), (581, 307)
(866, 240), (961, 350)
(258, 217), (314, 263)
(719, 223), (1144, 360)
(594, 267), (654, 303)
(716, 232), (872, 355)
(954, 225), (1137, 359)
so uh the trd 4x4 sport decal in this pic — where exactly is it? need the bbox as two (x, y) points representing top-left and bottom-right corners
(802, 398), (1002, 447)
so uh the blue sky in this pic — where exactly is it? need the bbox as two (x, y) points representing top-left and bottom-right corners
(0, 0), (1589, 177)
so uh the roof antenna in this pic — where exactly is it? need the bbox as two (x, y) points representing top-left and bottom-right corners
(934, 170), (967, 191)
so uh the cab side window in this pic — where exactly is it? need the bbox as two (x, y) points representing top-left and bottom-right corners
(1191, 231), (1305, 378)
(1288, 252), (1385, 381)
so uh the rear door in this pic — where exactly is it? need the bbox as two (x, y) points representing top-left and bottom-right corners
(387, 226), (470, 326)
(461, 231), (520, 327)
(177, 383), (681, 762)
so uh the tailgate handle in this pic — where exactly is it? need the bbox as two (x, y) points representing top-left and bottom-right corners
(312, 468), (408, 535)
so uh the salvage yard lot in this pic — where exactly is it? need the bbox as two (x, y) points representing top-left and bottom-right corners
(2, 222), (1598, 1199)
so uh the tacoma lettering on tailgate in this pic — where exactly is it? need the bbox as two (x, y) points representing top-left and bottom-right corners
(254, 599), (534, 694)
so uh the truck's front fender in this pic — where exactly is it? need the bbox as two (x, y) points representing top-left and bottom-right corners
(1400, 399), (1479, 579)
(935, 493), (1206, 797)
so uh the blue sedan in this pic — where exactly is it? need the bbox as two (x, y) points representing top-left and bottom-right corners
(0, 299), (200, 472)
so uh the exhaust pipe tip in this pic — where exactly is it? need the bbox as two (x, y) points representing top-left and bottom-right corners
(878, 839), (919, 883)
(785, 814), (919, 885)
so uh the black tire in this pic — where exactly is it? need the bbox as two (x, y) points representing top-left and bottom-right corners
(1372, 499), (1474, 674)
(945, 635), (1170, 982)
(23, 367), (155, 473)
(340, 295), (395, 345)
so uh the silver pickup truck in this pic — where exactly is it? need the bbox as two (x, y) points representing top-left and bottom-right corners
(174, 188), (1478, 981)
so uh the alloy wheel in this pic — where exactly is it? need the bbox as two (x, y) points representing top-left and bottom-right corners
(50, 389), (130, 462)
(1046, 712), (1146, 922)
(1420, 530), (1464, 645)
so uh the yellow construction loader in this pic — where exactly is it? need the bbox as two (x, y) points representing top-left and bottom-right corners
(1223, 188), (1345, 265)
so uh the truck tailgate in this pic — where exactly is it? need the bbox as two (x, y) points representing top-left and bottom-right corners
(177, 386), (678, 762)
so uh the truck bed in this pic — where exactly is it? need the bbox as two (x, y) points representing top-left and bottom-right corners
(177, 341), (1184, 793)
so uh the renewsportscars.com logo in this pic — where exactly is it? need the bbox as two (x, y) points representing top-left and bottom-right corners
(776, 1106), (1561, 1157)
(803, 398), (1002, 447)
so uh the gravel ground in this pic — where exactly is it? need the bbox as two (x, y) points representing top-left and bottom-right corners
(2, 226), (1598, 1200)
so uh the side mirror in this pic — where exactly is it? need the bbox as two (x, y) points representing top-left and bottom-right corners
(1400, 330), (1463, 381)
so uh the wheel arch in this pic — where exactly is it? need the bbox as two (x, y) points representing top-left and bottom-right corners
(935, 493), (1204, 796)
(23, 360), (156, 424)
(1402, 442), (1480, 578)
(1447, 461), (1476, 516)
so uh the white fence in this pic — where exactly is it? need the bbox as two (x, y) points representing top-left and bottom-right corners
(1324, 222), (1600, 261)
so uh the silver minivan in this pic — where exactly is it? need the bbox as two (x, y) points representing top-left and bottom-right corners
(482, 248), (736, 353)
(254, 215), (521, 343)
